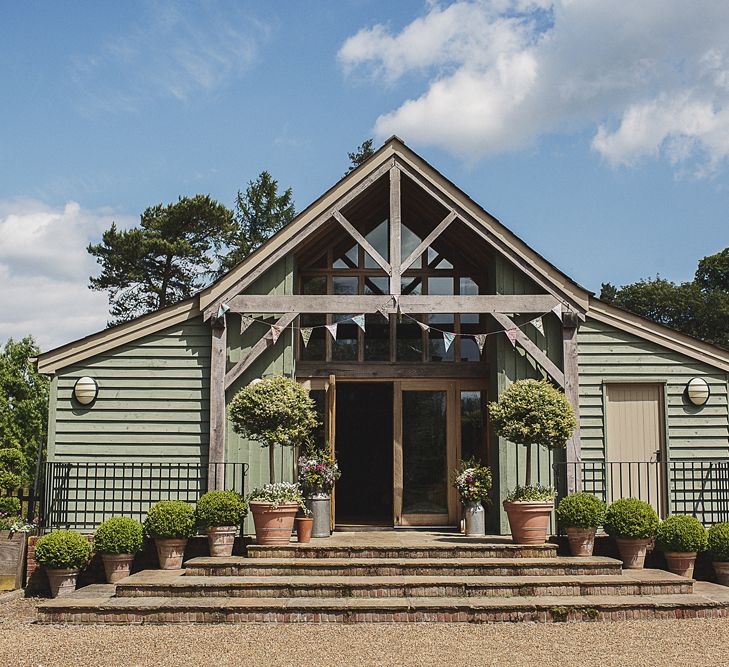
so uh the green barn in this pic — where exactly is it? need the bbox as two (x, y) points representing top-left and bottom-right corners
(37, 137), (729, 534)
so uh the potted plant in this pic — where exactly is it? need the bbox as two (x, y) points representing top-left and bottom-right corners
(0, 496), (34, 591)
(34, 530), (91, 598)
(295, 507), (314, 544)
(556, 493), (606, 556)
(451, 459), (492, 536)
(143, 500), (196, 569)
(298, 448), (340, 538)
(93, 517), (144, 583)
(707, 522), (729, 585)
(489, 379), (576, 545)
(656, 515), (707, 578)
(604, 498), (660, 569)
(195, 490), (248, 557)
(247, 483), (306, 545)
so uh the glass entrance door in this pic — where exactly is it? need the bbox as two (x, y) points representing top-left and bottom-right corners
(394, 381), (457, 526)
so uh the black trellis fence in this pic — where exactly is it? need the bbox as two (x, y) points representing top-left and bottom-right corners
(40, 461), (249, 531)
(553, 459), (729, 527)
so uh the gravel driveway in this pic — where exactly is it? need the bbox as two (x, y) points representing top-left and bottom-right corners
(2, 593), (729, 667)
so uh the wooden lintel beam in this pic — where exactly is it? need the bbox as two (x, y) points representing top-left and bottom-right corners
(332, 210), (391, 274)
(226, 294), (559, 314)
(203, 159), (395, 320)
(224, 313), (297, 390)
(400, 210), (457, 273)
(492, 312), (565, 387)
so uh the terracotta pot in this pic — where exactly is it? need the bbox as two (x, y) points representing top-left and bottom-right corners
(101, 553), (134, 583)
(503, 500), (554, 545)
(250, 502), (300, 545)
(154, 538), (188, 569)
(713, 561), (729, 586)
(664, 551), (697, 578)
(207, 526), (237, 557)
(566, 527), (597, 557)
(46, 568), (79, 598)
(615, 537), (653, 569)
(296, 517), (313, 543)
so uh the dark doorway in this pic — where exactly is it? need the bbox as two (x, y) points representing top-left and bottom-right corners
(335, 383), (393, 526)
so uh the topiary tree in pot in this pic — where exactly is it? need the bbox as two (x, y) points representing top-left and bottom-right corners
(93, 517), (144, 583)
(656, 515), (707, 578)
(229, 376), (318, 545)
(604, 498), (660, 569)
(556, 493), (606, 556)
(143, 501), (196, 570)
(489, 379), (576, 545)
(707, 522), (729, 585)
(195, 490), (248, 557)
(34, 530), (91, 598)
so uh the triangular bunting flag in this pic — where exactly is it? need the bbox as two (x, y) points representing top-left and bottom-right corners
(392, 294), (400, 312)
(240, 315), (253, 335)
(474, 334), (487, 353)
(516, 346), (526, 357)
(217, 303), (230, 318)
(552, 304), (562, 320)
(442, 331), (455, 352)
(531, 316), (545, 337)
(352, 314), (366, 332)
(325, 322), (338, 340)
(416, 320), (431, 332)
(505, 328), (518, 347)
(377, 299), (390, 320)
(300, 327), (313, 347)
(270, 324), (283, 344)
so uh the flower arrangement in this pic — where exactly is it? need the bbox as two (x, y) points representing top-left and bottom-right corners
(451, 459), (492, 504)
(298, 449), (341, 495)
(248, 482), (305, 510)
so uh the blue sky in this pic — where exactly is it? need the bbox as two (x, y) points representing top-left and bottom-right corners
(1, 1), (728, 349)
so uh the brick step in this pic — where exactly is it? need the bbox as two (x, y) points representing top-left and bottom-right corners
(183, 556), (622, 578)
(246, 543), (558, 560)
(116, 570), (692, 599)
(37, 585), (729, 624)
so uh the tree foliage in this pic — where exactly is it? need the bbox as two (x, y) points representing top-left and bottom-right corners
(216, 171), (295, 277)
(345, 138), (375, 175)
(600, 246), (729, 349)
(0, 336), (48, 482)
(88, 195), (235, 325)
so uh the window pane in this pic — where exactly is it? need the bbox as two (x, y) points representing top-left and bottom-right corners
(401, 276), (422, 295)
(397, 316), (423, 361)
(428, 314), (455, 362)
(427, 247), (453, 269)
(332, 314), (357, 360)
(302, 275), (326, 295)
(364, 276), (388, 296)
(401, 224), (422, 268)
(460, 390), (486, 464)
(332, 276), (357, 295)
(364, 220), (389, 268)
(300, 314), (326, 360)
(428, 276), (454, 296)
(459, 277), (479, 325)
(460, 313), (483, 362)
(333, 243), (358, 268)
(364, 313), (389, 361)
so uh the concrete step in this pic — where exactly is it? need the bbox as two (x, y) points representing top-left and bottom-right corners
(183, 556), (622, 578)
(37, 583), (729, 624)
(116, 569), (692, 599)
(246, 543), (558, 560)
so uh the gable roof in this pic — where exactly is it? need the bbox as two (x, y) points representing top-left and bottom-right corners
(37, 136), (729, 376)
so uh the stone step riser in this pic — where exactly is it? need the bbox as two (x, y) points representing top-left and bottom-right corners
(185, 564), (622, 578)
(246, 547), (558, 560)
(117, 582), (692, 599)
(38, 604), (728, 625)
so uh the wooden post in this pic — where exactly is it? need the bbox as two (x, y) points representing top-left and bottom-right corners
(389, 167), (401, 295)
(327, 375), (336, 531)
(562, 311), (582, 494)
(208, 319), (227, 491)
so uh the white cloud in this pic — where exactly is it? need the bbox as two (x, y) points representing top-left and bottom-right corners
(70, 2), (269, 113)
(339, 1), (729, 173)
(0, 199), (136, 352)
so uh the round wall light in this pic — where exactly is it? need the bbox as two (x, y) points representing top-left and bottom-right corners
(73, 377), (98, 405)
(687, 377), (710, 406)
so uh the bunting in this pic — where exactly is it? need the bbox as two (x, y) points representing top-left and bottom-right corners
(474, 333), (487, 353)
(240, 315), (253, 335)
(505, 328), (518, 347)
(352, 314), (366, 332)
(300, 327), (313, 347)
(270, 324), (283, 344)
(217, 303), (230, 318)
(531, 316), (545, 337)
(442, 331), (455, 352)
(325, 323), (338, 340)
(552, 304), (562, 321)
(417, 320), (431, 333)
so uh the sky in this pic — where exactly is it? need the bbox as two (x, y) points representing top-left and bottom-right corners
(1, 0), (728, 351)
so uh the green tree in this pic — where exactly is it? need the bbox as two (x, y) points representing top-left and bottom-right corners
(88, 195), (235, 325)
(345, 138), (375, 175)
(600, 246), (729, 349)
(216, 171), (295, 276)
(0, 336), (48, 482)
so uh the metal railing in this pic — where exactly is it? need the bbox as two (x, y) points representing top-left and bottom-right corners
(553, 459), (729, 526)
(41, 461), (249, 531)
